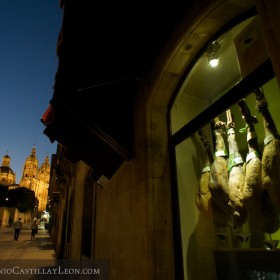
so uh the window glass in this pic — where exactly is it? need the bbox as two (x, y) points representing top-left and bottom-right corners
(171, 13), (280, 279)
(175, 77), (280, 279)
(170, 16), (267, 135)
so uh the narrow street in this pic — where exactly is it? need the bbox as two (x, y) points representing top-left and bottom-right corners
(0, 222), (57, 279)
(0, 223), (107, 279)
(0, 222), (55, 259)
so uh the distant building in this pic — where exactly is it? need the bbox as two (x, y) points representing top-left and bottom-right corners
(0, 155), (16, 185)
(0, 147), (50, 212)
(20, 147), (50, 212)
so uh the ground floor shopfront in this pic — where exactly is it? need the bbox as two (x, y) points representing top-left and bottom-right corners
(48, 1), (280, 279)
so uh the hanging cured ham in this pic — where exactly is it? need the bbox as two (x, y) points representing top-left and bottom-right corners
(195, 128), (230, 226)
(209, 117), (232, 217)
(226, 109), (247, 228)
(195, 128), (212, 215)
(238, 98), (279, 233)
(254, 87), (280, 214)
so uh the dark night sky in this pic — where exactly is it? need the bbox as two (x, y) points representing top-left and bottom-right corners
(0, 1), (62, 181)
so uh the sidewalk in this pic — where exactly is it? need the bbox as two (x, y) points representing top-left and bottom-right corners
(0, 224), (108, 279)
(0, 222), (56, 259)
(0, 223), (57, 279)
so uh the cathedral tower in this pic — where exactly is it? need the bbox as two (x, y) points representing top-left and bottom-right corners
(38, 156), (50, 184)
(0, 154), (16, 185)
(20, 146), (38, 191)
(37, 156), (51, 212)
(20, 147), (51, 212)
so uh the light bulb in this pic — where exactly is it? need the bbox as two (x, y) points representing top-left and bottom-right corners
(209, 58), (219, 67)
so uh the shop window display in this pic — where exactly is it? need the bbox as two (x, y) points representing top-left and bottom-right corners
(170, 13), (280, 280)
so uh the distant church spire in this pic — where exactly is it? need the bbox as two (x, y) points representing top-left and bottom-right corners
(38, 155), (50, 184)
(0, 154), (16, 185)
(19, 147), (51, 212)
(2, 154), (11, 167)
(19, 146), (39, 190)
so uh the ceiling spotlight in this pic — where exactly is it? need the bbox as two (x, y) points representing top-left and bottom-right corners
(208, 55), (219, 67)
(206, 41), (221, 68)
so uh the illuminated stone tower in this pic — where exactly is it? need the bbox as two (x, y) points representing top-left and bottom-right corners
(0, 154), (16, 186)
(20, 147), (50, 212)
(37, 156), (51, 212)
(20, 147), (38, 192)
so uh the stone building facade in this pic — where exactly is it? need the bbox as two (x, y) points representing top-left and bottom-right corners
(19, 147), (50, 212)
(44, 1), (280, 279)
(0, 147), (50, 213)
(0, 155), (16, 186)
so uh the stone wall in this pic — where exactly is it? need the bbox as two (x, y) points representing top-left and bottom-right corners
(0, 207), (33, 228)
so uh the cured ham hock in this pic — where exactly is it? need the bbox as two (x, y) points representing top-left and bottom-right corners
(196, 128), (230, 226)
(226, 109), (247, 228)
(238, 98), (279, 233)
(254, 87), (280, 214)
(209, 118), (232, 217)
